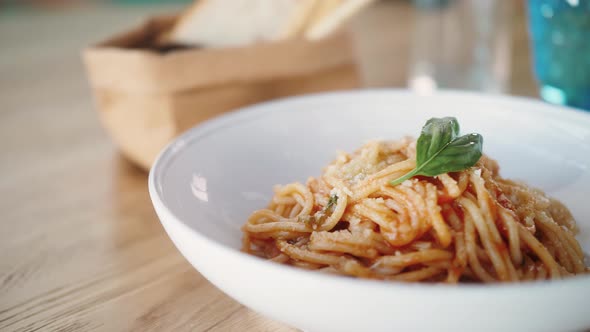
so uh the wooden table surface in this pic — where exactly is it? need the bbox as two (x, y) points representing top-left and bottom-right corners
(0, 1), (537, 331)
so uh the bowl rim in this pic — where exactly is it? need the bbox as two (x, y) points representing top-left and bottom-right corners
(148, 88), (590, 293)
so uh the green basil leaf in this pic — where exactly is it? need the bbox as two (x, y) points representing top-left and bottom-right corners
(417, 133), (483, 176)
(417, 117), (460, 165)
(325, 194), (338, 211)
(390, 117), (483, 186)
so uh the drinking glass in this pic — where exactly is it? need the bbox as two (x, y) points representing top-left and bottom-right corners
(408, 0), (512, 94)
(528, 0), (590, 110)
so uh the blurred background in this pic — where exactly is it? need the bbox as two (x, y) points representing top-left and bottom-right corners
(3, 0), (588, 103)
(0, 0), (539, 94)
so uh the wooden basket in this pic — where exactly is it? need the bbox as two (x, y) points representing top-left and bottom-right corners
(83, 15), (360, 170)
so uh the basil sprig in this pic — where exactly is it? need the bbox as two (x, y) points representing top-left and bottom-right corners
(324, 194), (338, 211)
(390, 117), (483, 186)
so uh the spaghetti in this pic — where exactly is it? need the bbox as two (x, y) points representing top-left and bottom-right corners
(242, 138), (588, 282)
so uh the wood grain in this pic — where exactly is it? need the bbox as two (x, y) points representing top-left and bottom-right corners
(0, 1), (536, 331)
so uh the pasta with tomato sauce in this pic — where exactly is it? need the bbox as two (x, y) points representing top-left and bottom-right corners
(242, 137), (588, 282)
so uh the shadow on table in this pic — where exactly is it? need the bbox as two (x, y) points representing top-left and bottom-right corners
(110, 154), (168, 249)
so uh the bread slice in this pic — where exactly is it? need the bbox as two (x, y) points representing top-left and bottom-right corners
(275, 0), (321, 40)
(305, 0), (376, 40)
(165, 0), (302, 47)
(164, 0), (365, 47)
(303, 0), (345, 32)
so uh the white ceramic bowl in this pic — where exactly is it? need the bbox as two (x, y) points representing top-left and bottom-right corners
(149, 90), (590, 332)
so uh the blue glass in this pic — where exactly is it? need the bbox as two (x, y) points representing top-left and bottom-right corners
(528, 0), (590, 110)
